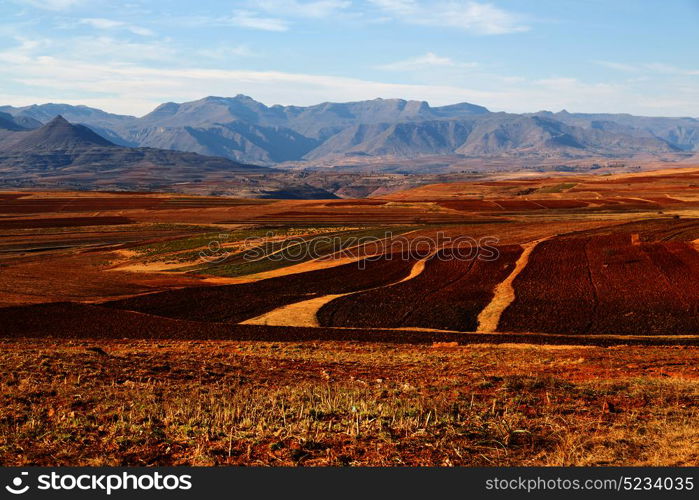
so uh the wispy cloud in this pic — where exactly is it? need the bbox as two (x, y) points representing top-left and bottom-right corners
(254, 0), (352, 18)
(0, 35), (177, 67)
(17, 0), (82, 10)
(1, 36), (697, 117)
(369, 0), (530, 35)
(226, 1), (351, 31)
(596, 60), (699, 76)
(198, 45), (257, 60)
(595, 60), (638, 72)
(79, 18), (154, 37)
(377, 52), (477, 71)
(229, 11), (289, 31)
(644, 63), (699, 76)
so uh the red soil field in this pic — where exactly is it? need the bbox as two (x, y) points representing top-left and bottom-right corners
(437, 200), (501, 211)
(105, 253), (419, 323)
(0, 216), (134, 229)
(500, 232), (699, 335)
(498, 237), (597, 334)
(0, 193), (27, 201)
(640, 243), (699, 316)
(586, 235), (699, 335)
(2, 301), (695, 346)
(438, 199), (590, 211)
(577, 218), (699, 242)
(605, 197), (658, 204)
(641, 197), (686, 204)
(0, 196), (270, 214)
(532, 200), (589, 209)
(324, 200), (388, 206)
(244, 211), (478, 224)
(318, 245), (522, 331)
(0, 197), (166, 214)
(582, 173), (699, 184)
(572, 199), (664, 211)
(492, 200), (545, 210)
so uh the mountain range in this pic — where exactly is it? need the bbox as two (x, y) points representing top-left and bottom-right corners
(2, 96), (697, 169)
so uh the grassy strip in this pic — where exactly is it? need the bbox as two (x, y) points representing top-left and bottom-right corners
(537, 183), (577, 194)
(195, 226), (416, 277)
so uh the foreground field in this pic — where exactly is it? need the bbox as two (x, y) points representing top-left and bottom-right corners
(1, 339), (696, 466)
(2, 167), (699, 466)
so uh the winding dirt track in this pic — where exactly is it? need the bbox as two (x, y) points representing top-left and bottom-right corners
(241, 245), (439, 327)
(476, 237), (548, 333)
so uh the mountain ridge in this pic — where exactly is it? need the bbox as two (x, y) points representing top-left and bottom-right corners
(0, 116), (365, 198)
(2, 96), (697, 168)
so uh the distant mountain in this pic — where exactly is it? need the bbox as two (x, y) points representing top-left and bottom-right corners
(530, 110), (699, 152)
(0, 111), (29, 132)
(0, 103), (134, 129)
(1, 96), (696, 169)
(455, 114), (680, 155)
(5, 115), (115, 152)
(305, 120), (474, 159)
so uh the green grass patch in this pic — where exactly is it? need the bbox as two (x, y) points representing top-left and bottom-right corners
(537, 183), (577, 194)
(192, 226), (416, 277)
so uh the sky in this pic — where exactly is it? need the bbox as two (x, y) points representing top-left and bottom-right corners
(0, 0), (698, 117)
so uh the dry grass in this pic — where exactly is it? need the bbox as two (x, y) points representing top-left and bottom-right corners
(1, 339), (697, 466)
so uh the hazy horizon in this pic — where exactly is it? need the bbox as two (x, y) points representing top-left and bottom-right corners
(3, 93), (699, 121)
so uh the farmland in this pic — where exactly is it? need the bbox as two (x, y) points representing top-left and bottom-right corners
(1, 166), (699, 465)
(499, 224), (699, 335)
(104, 253), (420, 324)
(317, 246), (523, 331)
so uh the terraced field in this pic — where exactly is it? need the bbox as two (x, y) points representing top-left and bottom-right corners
(317, 246), (522, 331)
(0, 216), (134, 229)
(105, 252), (419, 324)
(499, 220), (699, 335)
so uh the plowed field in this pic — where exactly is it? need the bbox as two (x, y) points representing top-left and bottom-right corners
(318, 246), (522, 331)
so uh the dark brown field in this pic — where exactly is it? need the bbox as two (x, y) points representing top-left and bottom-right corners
(1, 166), (699, 466)
(317, 246), (523, 331)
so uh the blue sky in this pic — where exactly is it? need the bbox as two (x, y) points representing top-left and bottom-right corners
(1, 0), (698, 116)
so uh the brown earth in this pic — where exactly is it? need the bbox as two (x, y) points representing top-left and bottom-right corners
(2, 166), (699, 466)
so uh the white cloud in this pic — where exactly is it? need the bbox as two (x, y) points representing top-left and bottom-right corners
(643, 63), (699, 76)
(596, 61), (699, 76)
(370, 0), (529, 35)
(0, 35), (176, 67)
(198, 45), (257, 60)
(378, 52), (477, 71)
(79, 18), (123, 30)
(595, 60), (638, 72)
(255, 0), (352, 18)
(79, 18), (154, 37)
(18, 0), (81, 10)
(1, 38), (697, 117)
(223, 1), (350, 32)
(370, 0), (417, 16)
(229, 11), (289, 31)
(0, 40), (505, 115)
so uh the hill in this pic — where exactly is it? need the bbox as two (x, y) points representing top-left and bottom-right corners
(0, 116), (337, 198)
